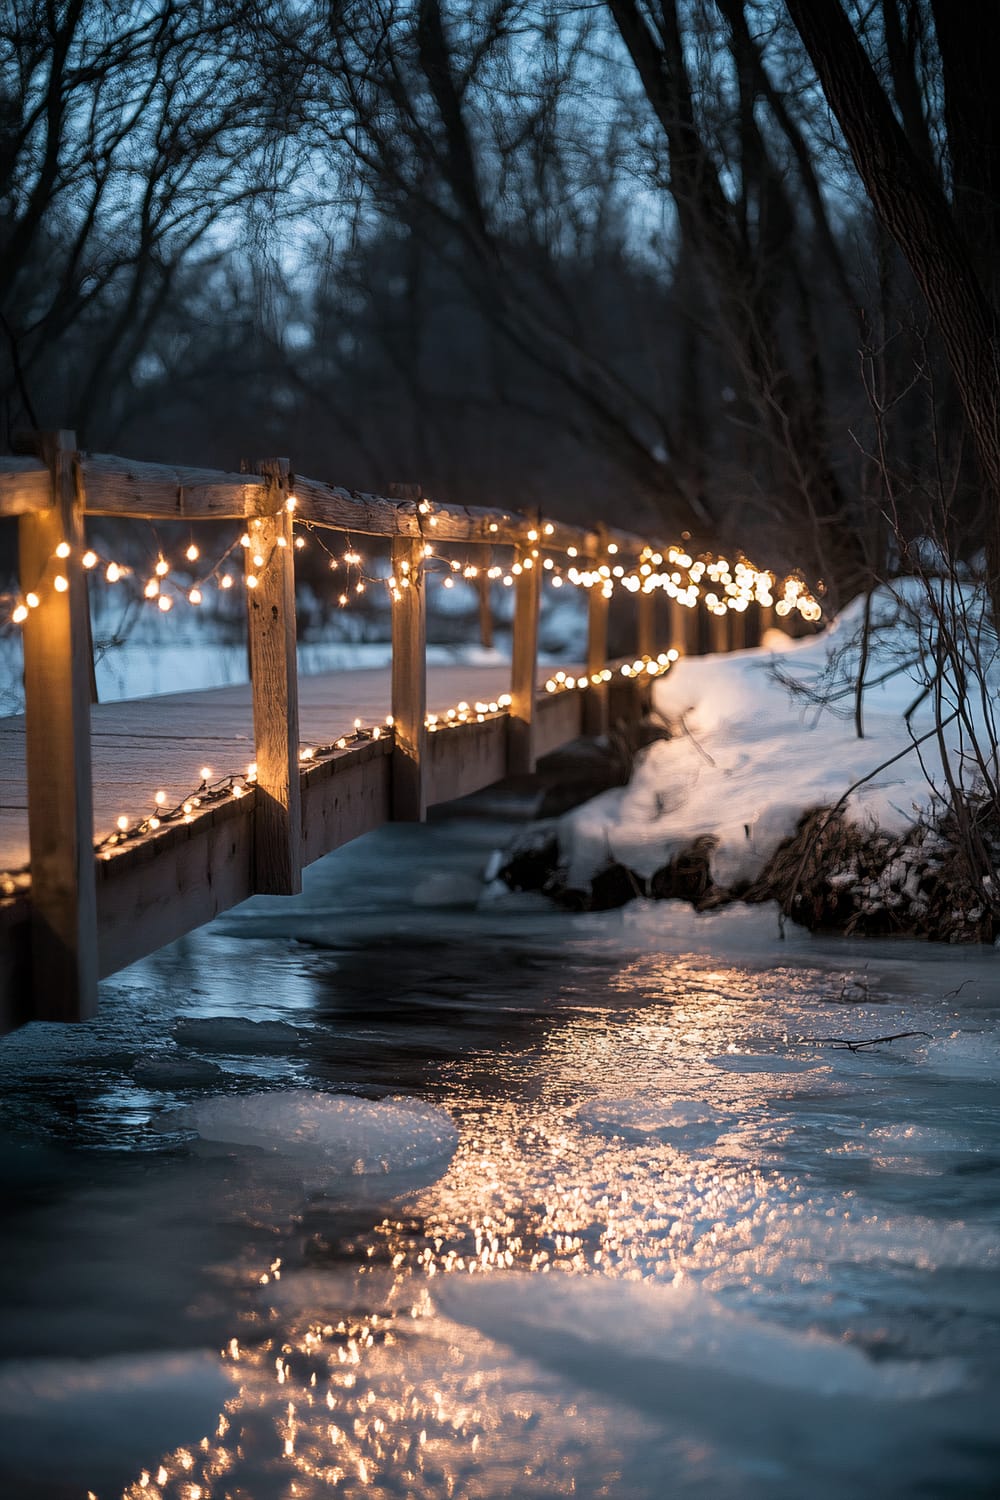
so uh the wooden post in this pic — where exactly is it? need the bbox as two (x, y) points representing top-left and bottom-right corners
(391, 535), (427, 819)
(669, 596), (695, 657)
(584, 531), (610, 737)
(18, 430), (98, 1021)
(710, 610), (729, 654)
(245, 458), (301, 894)
(477, 569), (494, 649)
(758, 602), (775, 640)
(509, 545), (541, 774)
(728, 607), (746, 651)
(637, 587), (656, 658)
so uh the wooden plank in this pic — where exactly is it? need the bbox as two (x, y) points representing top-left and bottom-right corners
(729, 608), (746, 650)
(18, 430), (98, 1021)
(299, 739), (393, 865)
(78, 453), (268, 518)
(584, 530), (610, 737)
(0, 457), (51, 516)
(96, 796), (254, 975)
(508, 547), (541, 774)
(245, 458), (301, 893)
(427, 716), (509, 806)
(390, 536), (427, 820)
(535, 684), (585, 759)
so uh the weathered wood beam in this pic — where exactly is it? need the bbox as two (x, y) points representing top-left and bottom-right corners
(390, 536), (427, 820)
(18, 430), (98, 1021)
(245, 458), (301, 894)
(0, 456), (51, 515)
(79, 453), (268, 518)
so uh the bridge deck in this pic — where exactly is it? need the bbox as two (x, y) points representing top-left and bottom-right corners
(0, 662), (589, 1027)
(0, 662), (538, 868)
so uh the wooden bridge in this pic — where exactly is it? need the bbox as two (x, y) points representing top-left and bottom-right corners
(0, 432), (775, 1033)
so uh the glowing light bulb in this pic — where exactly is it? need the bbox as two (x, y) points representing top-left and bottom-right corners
(253, 553), (265, 568)
(82, 550), (98, 569)
(294, 536), (305, 549)
(185, 544), (199, 562)
(157, 594), (172, 612)
(26, 592), (39, 608)
(12, 604), (28, 623)
(154, 790), (167, 806)
(55, 541), (71, 559)
(200, 766), (212, 782)
(188, 588), (202, 605)
(116, 815), (129, 832)
(220, 574), (233, 589)
(144, 579), (159, 599)
(53, 574), (68, 592)
(106, 562), (121, 583)
(246, 574), (258, 589)
(240, 533), (251, 547)
(286, 495), (298, 512)
(155, 558), (169, 577)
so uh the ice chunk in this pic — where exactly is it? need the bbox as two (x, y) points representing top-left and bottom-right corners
(436, 1272), (964, 1404)
(577, 1096), (730, 1147)
(182, 1090), (458, 1193)
(172, 1016), (302, 1053)
(0, 1350), (233, 1487)
(132, 1049), (224, 1086)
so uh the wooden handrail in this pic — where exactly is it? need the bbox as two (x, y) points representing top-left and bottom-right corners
(0, 448), (654, 559)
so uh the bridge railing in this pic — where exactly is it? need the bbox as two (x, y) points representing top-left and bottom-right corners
(0, 430), (777, 1022)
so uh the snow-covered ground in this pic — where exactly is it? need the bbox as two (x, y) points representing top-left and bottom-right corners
(561, 582), (1000, 893)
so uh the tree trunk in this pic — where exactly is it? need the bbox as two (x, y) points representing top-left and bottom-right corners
(784, 0), (1000, 623)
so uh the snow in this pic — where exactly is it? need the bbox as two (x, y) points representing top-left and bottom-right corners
(560, 583), (1000, 892)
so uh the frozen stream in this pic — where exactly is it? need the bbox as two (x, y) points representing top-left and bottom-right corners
(0, 817), (998, 1499)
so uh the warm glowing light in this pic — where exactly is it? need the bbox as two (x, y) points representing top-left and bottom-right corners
(53, 574), (68, 592)
(157, 594), (172, 612)
(116, 815), (129, 832)
(26, 592), (39, 608)
(55, 541), (71, 559)
(82, 550), (98, 569)
(11, 604), (28, 623)
(186, 543), (200, 562)
(106, 563), (121, 583)
(155, 557), (169, 577)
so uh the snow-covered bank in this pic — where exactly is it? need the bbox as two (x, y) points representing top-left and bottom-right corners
(510, 583), (1000, 942)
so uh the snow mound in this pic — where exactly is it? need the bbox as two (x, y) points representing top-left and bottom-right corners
(435, 1272), (963, 1402)
(183, 1090), (458, 1190)
(172, 1016), (302, 1052)
(559, 584), (1000, 893)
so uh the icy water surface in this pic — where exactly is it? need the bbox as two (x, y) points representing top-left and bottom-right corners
(1, 818), (998, 1499)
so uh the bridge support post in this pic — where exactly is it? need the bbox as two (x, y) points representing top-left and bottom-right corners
(669, 596), (694, 657)
(584, 529), (610, 737)
(509, 545), (541, 774)
(637, 587), (656, 658)
(18, 430), (98, 1021)
(391, 535), (427, 819)
(246, 457), (301, 894)
(728, 607), (746, 650)
(710, 610), (729, 654)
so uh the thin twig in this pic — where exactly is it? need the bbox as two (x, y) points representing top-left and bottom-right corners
(804, 1030), (931, 1052)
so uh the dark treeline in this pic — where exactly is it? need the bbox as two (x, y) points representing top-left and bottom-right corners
(2, 0), (997, 610)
